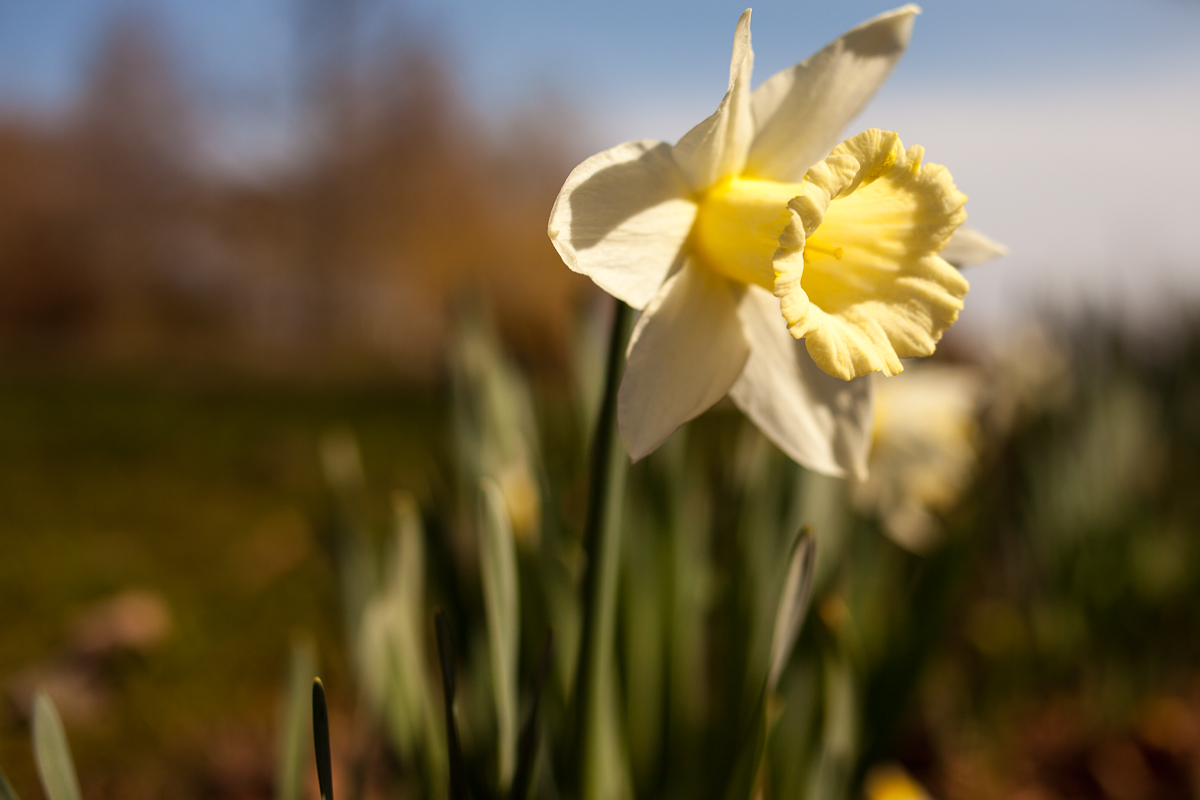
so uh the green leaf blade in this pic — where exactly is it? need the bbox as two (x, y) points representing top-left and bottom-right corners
(31, 692), (82, 800)
(767, 527), (817, 695)
(479, 477), (520, 790)
(312, 679), (334, 800)
(277, 638), (317, 800)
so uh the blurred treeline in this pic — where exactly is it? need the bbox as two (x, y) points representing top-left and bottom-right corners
(0, 11), (585, 379)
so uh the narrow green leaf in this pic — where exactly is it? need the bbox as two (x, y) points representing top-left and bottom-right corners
(510, 632), (554, 800)
(391, 495), (449, 797)
(435, 611), (469, 800)
(31, 692), (81, 800)
(277, 638), (317, 800)
(723, 528), (818, 800)
(450, 303), (545, 547)
(318, 427), (377, 658)
(720, 690), (768, 800)
(767, 527), (817, 694)
(312, 679), (334, 800)
(359, 493), (437, 763)
(0, 767), (21, 800)
(732, 431), (795, 718)
(807, 652), (858, 800)
(587, 662), (632, 800)
(621, 490), (664, 782)
(664, 434), (711, 746)
(479, 477), (520, 790)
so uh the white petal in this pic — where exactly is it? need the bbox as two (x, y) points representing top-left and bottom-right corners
(745, 5), (920, 183)
(549, 139), (697, 309)
(940, 225), (1007, 268)
(729, 284), (874, 478)
(672, 9), (756, 190)
(618, 260), (750, 461)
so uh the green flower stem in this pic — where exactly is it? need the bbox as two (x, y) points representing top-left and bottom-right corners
(572, 298), (633, 799)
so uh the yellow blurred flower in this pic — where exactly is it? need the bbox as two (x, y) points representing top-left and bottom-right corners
(855, 364), (982, 552)
(864, 763), (934, 800)
(549, 6), (1002, 476)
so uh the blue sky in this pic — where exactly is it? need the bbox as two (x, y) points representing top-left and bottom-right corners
(2, 0), (1199, 337)
(3, 1), (1197, 112)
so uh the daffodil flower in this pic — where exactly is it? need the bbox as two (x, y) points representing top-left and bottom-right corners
(856, 364), (983, 552)
(549, 5), (1003, 477)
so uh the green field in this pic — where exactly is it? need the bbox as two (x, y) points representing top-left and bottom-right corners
(4, 321), (1200, 800)
(0, 377), (447, 799)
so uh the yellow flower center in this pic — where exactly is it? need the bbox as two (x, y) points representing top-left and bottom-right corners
(695, 129), (971, 382)
(692, 176), (804, 289)
(691, 175), (858, 293)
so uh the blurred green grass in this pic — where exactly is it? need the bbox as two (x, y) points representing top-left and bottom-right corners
(6, 322), (1200, 800)
(0, 377), (446, 799)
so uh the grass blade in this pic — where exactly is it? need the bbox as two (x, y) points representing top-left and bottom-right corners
(278, 638), (317, 800)
(621, 490), (665, 783)
(808, 651), (858, 800)
(312, 679), (334, 800)
(360, 493), (437, 763)
(723, 528), (818, 800)
(767, 527), (817, 694)
(319, 427), (378, 660)
(510, 632), (554, 800)
(479, 477), (520, 790)
(720, 693), (768, 800)
(436, 611), (469, 800)
(31, 691), (81, 800)
(0, 767), (21, 800)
